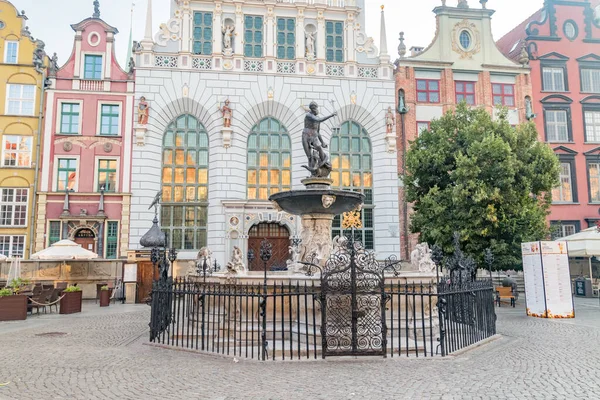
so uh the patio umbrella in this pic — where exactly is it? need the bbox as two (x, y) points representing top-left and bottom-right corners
(30, 239), (98, 260)
(558, 227), (600, 281)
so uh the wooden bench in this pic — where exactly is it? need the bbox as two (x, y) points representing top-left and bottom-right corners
(495, 286), (515, 307)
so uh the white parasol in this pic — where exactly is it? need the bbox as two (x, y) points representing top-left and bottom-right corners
(30, 239), (99, 260)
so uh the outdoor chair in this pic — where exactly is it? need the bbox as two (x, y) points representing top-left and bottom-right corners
(28, 289), (53, 315)
(42, 284), (54, 291)
(56, 282), (68, 290)
(495, 286), (516, 307)
(32, 285), (42, 296)
(47, 288), (62, 313)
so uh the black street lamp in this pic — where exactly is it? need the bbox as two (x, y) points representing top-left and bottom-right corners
(247, 248), (255, 270)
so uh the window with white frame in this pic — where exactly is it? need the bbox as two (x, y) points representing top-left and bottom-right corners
(581, 68), (600, 93)
(56, 158), (78, 191)
(59, 103), (81, 134)
(4, 41), (18, 64)
(84, 55), (103, 80)
(545, 109), (569, 142)
(584, 109), (600, 142)
(0, 188), (28, 227)
(2, 135), (32, 167)
(0, 235), (25, 258)
(100, 104), (120, 135)
(552, 163), (573, 203)
(542, 67), (566, 91)
(6, 84), (35, 116)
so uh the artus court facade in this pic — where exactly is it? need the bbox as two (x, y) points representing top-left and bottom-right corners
(128, 0), (400, 276)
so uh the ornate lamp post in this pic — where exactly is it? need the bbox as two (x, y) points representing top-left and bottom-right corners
(258, 239), (272, 361)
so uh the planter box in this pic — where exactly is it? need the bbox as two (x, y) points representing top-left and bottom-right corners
(0, 295), (27, 321)
(60, 291), (82, 314)
(99, 290), (110, 307)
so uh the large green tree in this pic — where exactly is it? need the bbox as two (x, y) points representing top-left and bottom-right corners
(405, 104), (559, 271)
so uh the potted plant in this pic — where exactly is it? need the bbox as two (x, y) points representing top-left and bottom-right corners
(60, 285), (83, 314)
(99, 285), (111, 307)
(0, 287), (27, 321)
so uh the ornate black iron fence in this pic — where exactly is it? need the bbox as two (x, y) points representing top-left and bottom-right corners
(148, 277), (496, 359)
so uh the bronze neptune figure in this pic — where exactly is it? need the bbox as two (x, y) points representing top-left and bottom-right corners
(302, 102), (337, 178)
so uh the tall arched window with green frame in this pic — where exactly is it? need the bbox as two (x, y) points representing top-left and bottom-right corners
(247, 118), (291, 200)
(330, 120), (374, 249)
(161, 115), (209, 250)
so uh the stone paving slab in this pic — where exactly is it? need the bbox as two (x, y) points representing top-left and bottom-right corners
(0, 299), (598, 399)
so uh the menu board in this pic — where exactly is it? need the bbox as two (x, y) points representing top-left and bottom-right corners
(521, 241), (574, 319)
(521, 242), (546, 317)
(123, 264), (138, 283)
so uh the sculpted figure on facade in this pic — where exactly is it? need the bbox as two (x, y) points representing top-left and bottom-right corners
(218, 99), (233, 128)
(305, 31), (316, 59)
(385, 106), (395, 134)
(128, 56), (135, 75)
(222, 25), (235, 53)
(194, 247), (213, 275)
(138, 97), (150, 125)
(33, 40), (46, 74)
(226, 246), (246, 274)
(301, 102), (337, 178)
(48, 53), (59, 76)
(410, 243), (437, 273)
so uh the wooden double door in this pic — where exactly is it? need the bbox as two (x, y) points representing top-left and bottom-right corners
(247, 223), (291, 271)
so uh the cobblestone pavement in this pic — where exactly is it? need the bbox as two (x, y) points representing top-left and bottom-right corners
(0, 298), (599, 400)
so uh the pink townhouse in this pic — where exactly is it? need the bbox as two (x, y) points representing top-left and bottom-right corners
(34, 9), (134, 260)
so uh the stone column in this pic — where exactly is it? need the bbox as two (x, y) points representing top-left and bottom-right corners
(214, 2), (223, 55)
(299, 213), (334, 267)
(180, 3), (192, 53)
(234, 3), (244, 56)
(346, 11), (355, 63)
(296, 8), (305, 59)
(265, 6), (275, 58)
(316, 9), (326, 60)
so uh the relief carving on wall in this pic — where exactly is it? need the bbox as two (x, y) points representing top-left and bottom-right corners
(451, 20), (481, 60)
(38, 263), (61, 278)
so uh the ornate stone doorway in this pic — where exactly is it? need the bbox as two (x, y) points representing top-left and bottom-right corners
(74, 228), (96, 253)
(248, 223), (290, 271)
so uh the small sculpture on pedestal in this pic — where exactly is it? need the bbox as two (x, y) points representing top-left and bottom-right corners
(218, 99), (233, 128)
(226, 246), (246, 275)
(305, 31), (316, 60)
(301, 102), (337, 178)
(385, 106), (395, 134)
(222, 25), (235, 56)
(410, 243), (437, 273)
(138, 97), (150, 125)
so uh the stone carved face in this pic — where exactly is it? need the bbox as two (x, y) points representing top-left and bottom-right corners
(322, 195), (336, 209)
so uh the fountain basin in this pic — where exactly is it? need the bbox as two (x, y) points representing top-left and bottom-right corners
(269, 189), (364, 216)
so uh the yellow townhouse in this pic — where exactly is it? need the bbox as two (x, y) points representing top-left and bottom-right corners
(0, 1), (47, 259)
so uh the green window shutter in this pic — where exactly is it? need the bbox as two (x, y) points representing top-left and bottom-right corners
(48, 221), (61, 246)
(326, 20), (344, 63)
(60, 103), (80, 134)
(244, 15), (263, 58)
(105, 221), (118, 259)
(192, 12), (213, 55)
(276, 18), (295, 60)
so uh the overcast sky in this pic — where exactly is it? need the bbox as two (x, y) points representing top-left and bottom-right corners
(12, 0), (541, 68)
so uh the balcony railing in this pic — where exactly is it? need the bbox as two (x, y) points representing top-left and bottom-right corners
(80, 80), (104, 91)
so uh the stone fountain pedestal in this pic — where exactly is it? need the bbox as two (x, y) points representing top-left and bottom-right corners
(270, 177), (364, 269)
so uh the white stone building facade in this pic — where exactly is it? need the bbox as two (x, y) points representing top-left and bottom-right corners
(129, 0), (400, 268)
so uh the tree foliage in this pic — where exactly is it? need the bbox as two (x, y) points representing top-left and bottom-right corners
(405, 104), (559, 271)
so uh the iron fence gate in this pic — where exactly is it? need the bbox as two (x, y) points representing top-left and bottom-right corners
(319, 241), (388, 357)
(148, 238), (497, 360)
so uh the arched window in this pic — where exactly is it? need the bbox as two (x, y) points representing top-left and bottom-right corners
(247, 117), (291, 200)
(161, 115), (208, 250)
(330, 120), (374, 249)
